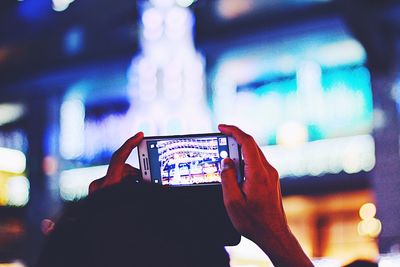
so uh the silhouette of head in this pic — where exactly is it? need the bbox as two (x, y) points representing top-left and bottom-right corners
(37, 180), (232, 267)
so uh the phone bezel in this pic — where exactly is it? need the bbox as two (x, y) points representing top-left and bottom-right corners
(138, 133), (242, 186)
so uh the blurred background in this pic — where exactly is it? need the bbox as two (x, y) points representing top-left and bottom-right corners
(1, 0), (400, 266)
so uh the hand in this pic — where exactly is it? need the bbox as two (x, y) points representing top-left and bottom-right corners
(218, 124), (313, 267)
(88, 132), (144, 194)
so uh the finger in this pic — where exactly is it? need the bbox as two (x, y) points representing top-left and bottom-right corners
(122, 163), (141, 178)
(220, 158), (244, 208)
(106, 132), (144, 183)
(218, 124), (263, 168)
(89, 177), (104, 194)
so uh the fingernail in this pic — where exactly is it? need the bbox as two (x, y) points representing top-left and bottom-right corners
(135, 132), (144, 138)
(222, 158), (234, 170)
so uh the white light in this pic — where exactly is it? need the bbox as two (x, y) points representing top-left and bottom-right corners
(142, 8), (164, 41)
(142, 8), (163, 31)
(52, 0), (74, 12)
(139, 76), (158, 101)
(176, 0), (194, 8)
(276, 122), (308, 147)
(0, 103), (25, 126)
(312, 258), (341, 267)
(342, 140), (369, 174)
(220, 151), (228, 158)
(373, 108), (386, 129)
(163, 62), (183, 100)
(358, 218), (382, 238)
(225, 237), (270, 262)
(143, 27), (163, 41)
(379, 254), (400, 267)
(297, 61), (322, 89)
(137, 58), (157, 78)
(317, 39), (366, 67)
(127, 0), (211, 138)
(60, 98), (85, 159)
(359, 203), (377, 220)
(133, 116), (158, 136)
(380, 259), (392, 267)
(59, 165), (108, 201)
(150, 0), (175, 8)
(7, 176), (30, 207)
(0, 147), (26, 173)
(165, 7), (189, 40)
(363, 153), (375, 172)
(261, 134), (375, 178)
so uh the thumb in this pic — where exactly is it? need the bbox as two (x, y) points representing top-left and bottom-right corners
(221, 158), (243, 205)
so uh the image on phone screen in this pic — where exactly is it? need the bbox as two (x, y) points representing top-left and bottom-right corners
(146, 136), (230, 186)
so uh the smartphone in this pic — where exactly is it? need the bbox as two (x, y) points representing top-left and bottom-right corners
(138, 133), (243, 186)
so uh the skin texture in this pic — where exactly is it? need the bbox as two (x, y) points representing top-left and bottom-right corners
(88, 132), (144, 194)
(218, 124), (313, 267)
(89, 126), (314, 266)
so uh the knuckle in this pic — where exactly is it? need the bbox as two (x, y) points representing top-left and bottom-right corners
(110, 150), (121, 162)
(224, 197), (242, 210)
(248, 199), (262, 210)
(221, 167), (235, 177)
(269, 167), (279, 179)
(243, 133), (255, 143)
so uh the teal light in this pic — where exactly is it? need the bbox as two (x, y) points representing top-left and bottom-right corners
(211, 32), (373, 146)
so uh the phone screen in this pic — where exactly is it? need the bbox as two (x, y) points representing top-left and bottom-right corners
(146, 136), (231, 186)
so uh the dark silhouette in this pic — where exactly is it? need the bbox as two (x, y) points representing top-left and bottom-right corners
(37, 180), (232, 267)
(343, 259), (378, 267)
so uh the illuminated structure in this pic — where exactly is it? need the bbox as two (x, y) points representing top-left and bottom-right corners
(59, 4), (376, 200)
(60, 0), (210, 200)
(62, 0), (211, 160)
(126, 0), (212, 135)
(211, 22), (375, 178)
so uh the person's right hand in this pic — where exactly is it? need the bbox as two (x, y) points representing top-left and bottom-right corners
(218, 124), (313, 267)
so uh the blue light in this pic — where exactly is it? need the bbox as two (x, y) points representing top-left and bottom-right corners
(64, 27), (84, 56)
(18, 0), (50, 22)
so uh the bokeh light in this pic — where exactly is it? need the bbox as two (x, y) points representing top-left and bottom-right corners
(359, 203), (377, 220)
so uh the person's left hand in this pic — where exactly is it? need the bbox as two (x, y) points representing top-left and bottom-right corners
(88, 132), (144, 194)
